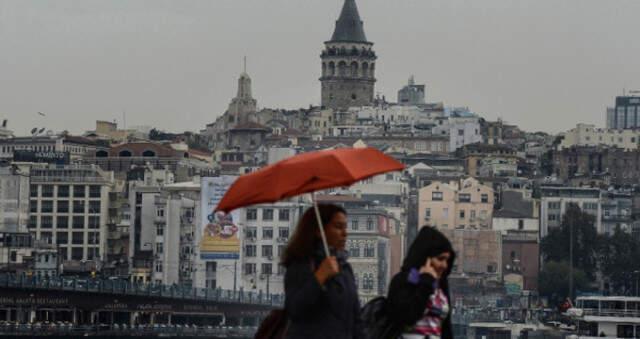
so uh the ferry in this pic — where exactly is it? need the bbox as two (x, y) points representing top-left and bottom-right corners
(567, 296), (640, 338)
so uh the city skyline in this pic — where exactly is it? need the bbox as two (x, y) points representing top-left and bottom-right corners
(1, 0), (640, 135)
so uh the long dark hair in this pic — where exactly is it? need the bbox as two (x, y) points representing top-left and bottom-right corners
(281, 203), (346, 267)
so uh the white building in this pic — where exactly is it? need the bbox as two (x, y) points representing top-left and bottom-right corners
(432, 117), (482, 151)
(492, 210), (539, 236)
(559, 123), (640, 150)
(539, 186), (602, 237)
(28, 164), (114, 266)
(0, 165), (30, 233)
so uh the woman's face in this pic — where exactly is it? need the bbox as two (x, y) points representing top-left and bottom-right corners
(430, 251), (451, 277)
(323, 212), (348, 251)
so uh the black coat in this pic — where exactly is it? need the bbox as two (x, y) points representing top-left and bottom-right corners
(385, 227), (456, 339)
(284, 251), (363, 339)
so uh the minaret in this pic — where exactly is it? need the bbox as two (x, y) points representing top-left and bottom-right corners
(320, 0), (376, 110)
(227, 57), (257, 127)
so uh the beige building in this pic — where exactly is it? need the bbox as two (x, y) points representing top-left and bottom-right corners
(559, 123), (640, 150)
(439, 228), (502, 281)
(418, 177), (494, 230)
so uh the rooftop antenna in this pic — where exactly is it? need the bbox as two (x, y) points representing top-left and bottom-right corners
(243, 56), (247, 73)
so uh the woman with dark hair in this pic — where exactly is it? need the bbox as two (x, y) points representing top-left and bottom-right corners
(282, 203), (362, 339)
(386, 226), (456, 339)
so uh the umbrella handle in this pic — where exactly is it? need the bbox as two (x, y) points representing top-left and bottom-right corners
(311, 194), (331, 258)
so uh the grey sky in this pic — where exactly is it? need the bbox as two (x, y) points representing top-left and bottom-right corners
(1, 0), (639, 136)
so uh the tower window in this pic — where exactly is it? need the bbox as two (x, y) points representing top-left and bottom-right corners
(351, 94), (357, 100)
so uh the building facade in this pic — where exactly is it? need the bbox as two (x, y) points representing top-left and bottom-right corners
(539, 186), (602, 237)
(606, 96), (640, 130)
(28, 164), (113, 267)
(418, 177), (494, 230)
(559, 123), (640, 150)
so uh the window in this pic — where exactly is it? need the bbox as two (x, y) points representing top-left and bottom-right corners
(351, 219), (359, 230)
(40, 232), (52, 243)
(157, 224), (164, 236)
(30, 200), (38, 213)
(89, 201), (100, 214)
(41, 216), (53, 229)
(73, 186), (85, 198)
(56, 232), (68, 245)
(263, 227), (273, 239)
(71, 248), (83, 260)
(56, 216), (68, 228)
(363, 274), (374, 290)
(432, 192), (443, 201)
(262, 263), (272, 275)
(156, 243), (163, 254)
(30, 185), (38, 197)
(349, 242), (360, 257)
(443, 208), (449, 219)
(244, 263), (256, 275)
(366, 218), (374, 231)
(28, 216), (37, 228)
(548, 214), (557, 221)
(246, 209), (257, 221)
(278, 209), (290, 221)
(156, 208), (164, 218)
(42, 185), (54, 198)
(262, 245), (273, 258)
(246, 227), (257, 239)
(459, 194), (471, 203)
(72, 232), (84, 245)
(88, 216), (99, 229)
(263, 209), (274, 221)
(518, 220), (524, 230)
(458, 129), (464, 136)
(548, 201), (561, 209)
(584, 202), (598, 210)
(245, 245), (256, 257)
(278, 245), (286, 257)
(89, 185), (101, 198)
(155, 262), (163, 273)
(425, 208), (431, 220)
(459, 210), (465, 219)
(41, 201), (53, 213)
(88, 247), (99, 260)
(57, 185), (69, 198)
(73, 201), (85, 214)
(73, 216), (85, 229)
(88, 232), (99, 245)
(57, 200), (69, 213)
(481, 194), (489, 203)
(206, 262), (217, 273)
(364, 243), (375, 257)
(278, 228), (289, 239)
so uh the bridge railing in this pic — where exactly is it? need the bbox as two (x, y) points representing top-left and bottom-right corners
(0, 273), (284, 307)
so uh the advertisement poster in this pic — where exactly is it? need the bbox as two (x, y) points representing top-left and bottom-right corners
(200, 176), (240, 259)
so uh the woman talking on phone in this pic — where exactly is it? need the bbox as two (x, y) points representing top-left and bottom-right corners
(386, 226), (456, 339)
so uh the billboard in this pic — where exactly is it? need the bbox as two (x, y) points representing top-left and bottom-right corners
(200, 176), (240, 260)
(13, 150), (70, 165)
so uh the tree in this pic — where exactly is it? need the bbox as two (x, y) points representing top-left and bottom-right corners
(539, 261), (588, 305)
(541, 203), (599, 279)
(597, 227), (640, 295)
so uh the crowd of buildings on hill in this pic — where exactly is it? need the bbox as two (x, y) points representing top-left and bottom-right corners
(2, 0), (640, 316)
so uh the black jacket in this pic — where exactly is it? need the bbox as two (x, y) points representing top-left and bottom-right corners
(386, 227), (456, 339)
(284, 250), (363, 339)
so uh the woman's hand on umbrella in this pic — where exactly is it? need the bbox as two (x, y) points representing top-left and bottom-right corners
(314, 256), (340, 286)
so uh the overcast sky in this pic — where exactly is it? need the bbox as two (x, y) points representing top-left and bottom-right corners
(1, 0), (640, 136)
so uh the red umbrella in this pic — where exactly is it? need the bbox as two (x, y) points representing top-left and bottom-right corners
(216, 147), (404, 256)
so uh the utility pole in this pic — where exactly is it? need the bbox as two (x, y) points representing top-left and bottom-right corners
(569, 208), (574, 302)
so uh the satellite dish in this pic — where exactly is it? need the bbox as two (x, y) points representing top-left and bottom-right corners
(45, 130), (54, 136)
(38, 128), (46, 134)
(30, 128), (38, 135)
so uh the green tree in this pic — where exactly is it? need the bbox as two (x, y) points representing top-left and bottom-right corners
(541, 203), (599, 279)
(597, 227), (640, 295)
(539, 261), (588, 305)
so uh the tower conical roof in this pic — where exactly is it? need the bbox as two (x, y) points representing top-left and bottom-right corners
(330, 0), (368, 43)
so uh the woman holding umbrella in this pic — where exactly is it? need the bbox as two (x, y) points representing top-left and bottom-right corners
(281, 204), (363, 339)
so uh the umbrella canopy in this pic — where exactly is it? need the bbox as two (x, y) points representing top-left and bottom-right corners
(216, 147), (405, 213)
